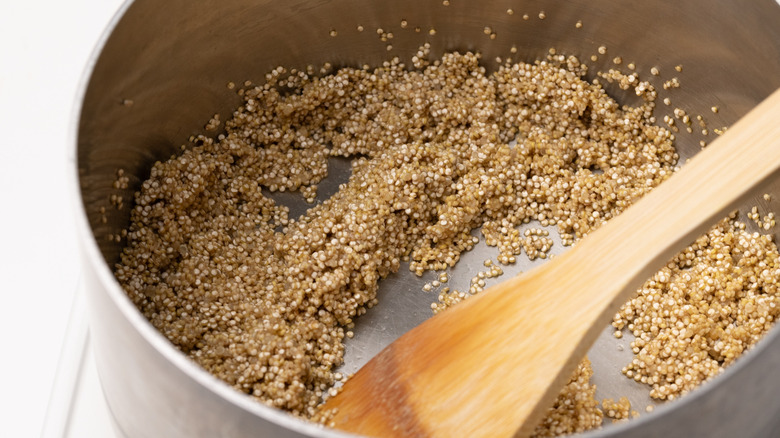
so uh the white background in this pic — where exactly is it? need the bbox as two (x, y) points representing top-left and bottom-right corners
(0, 0), (124, 436)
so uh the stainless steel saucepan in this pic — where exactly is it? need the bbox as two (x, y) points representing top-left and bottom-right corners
(73, 0), (780, 436)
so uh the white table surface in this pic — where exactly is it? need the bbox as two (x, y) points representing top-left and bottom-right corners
(0, 1), (124, 436)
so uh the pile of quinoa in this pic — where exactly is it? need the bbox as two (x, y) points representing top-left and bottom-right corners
(115, 45), (780, 435)
(613, 215), (780, 401)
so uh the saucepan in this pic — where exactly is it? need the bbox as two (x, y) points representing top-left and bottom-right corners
(73, 0), (780, 436)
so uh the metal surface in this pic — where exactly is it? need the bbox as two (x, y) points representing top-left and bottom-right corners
(74, 0), (780, 436)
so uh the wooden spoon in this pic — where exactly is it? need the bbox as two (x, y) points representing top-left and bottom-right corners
(322, 89), (780, 438)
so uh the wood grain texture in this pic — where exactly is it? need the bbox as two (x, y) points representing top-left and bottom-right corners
(323, 89), (780, 437)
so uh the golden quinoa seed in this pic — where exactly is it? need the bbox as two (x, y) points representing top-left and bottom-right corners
(748, 206), (776, 230)
(204, 113), (221, 131)
(602, 397), (631, 421)
(663, 77), (681, 90)
(113, 169), (130, 189)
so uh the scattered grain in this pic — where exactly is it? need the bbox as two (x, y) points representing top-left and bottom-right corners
(602, 397), (631, 420)
(663, 77), (680, 90)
